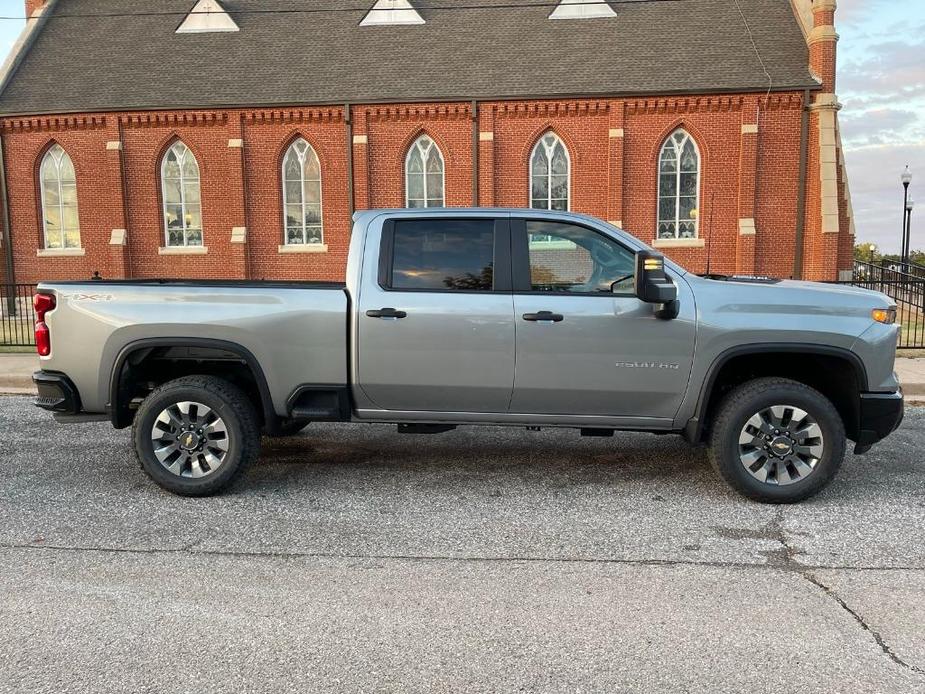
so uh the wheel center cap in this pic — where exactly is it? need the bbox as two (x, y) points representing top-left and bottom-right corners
(769, 436), (793, 457)
(178, 431), (202, 451)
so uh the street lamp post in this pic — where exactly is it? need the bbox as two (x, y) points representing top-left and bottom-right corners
(906, 196), (915, 265)
(868, 243), (877, 265)
(901, 166), (912, 266)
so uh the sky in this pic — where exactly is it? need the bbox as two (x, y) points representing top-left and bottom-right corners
(0, 0), (922, 252)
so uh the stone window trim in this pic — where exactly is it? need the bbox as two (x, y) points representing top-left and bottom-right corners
(158, 245), (209, 256)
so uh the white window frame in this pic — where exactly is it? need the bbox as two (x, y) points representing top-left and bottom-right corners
(160, 141), (203, 248)
(529, 132), (571, 246)
(529, 132), (571, 212)
(282, 138), (324, 246)
(39, 144), (81, 250)
(405, 135), (445, 208)
(657, 129), (701, 240)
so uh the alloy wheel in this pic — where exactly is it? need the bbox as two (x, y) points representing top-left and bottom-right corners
(150, 401), (229, 478)
(737, 405), (824, 486)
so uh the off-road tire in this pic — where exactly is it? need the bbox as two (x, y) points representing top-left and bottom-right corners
(708, 377), (846, 504)
(132, 375), (261, 496)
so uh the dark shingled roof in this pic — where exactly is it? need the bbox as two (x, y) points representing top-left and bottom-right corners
(0, 0), (818, 115)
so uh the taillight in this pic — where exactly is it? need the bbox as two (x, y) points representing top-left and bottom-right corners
(33, 292), (55, 357)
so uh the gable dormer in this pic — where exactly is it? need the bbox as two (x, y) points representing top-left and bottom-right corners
(549, 0), (616, 20)
(360, 0), (425, 27)
(176, 0), (240, 34)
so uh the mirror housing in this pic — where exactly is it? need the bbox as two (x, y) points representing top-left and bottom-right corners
(634, 251), (679, 319)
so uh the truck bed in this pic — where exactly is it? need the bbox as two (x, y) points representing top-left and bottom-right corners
(36, 279), (350, 417)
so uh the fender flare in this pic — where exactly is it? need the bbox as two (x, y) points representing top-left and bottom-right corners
(684, 343), (868, 442)
(107, 337), (276, 429)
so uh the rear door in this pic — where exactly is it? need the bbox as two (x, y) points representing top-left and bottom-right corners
(356, 215), (515, 413)
(509, 218), (696, 419)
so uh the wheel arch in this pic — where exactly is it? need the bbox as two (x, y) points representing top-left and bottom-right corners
(108, 337), (276, 430)
(686, 343), (868, 444)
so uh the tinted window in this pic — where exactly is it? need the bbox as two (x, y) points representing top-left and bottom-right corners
(526, 221), (635, 294)
(391, 220), (495, 291)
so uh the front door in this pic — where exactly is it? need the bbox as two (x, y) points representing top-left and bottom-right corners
(356, 216), (515, 413)
(509, 218), (696, 419)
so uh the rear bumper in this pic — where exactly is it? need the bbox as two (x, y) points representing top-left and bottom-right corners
(33, 370), (81, 414)
(854, 389), (904, 452)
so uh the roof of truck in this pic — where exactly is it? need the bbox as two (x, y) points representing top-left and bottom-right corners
(0, 0), (818, 116)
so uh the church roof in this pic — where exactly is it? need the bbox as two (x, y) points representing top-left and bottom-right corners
(0, 0), (818, 116)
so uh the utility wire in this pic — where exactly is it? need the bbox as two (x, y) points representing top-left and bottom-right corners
(0, 0), (690, 21)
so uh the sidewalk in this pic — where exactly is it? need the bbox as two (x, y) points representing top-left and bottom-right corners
(2, 352), (923, 402)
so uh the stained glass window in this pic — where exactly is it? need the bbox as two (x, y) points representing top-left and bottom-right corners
(405, 135), (444, 208)
(283, 138), (324, 245)
(161, 142), (202, 247)
(657, 129), (700, 239)
(530, 132), (570, 213)
(40, 145), (80, 249)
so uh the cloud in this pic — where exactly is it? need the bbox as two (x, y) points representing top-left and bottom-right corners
(843, 142), (925, 252)
(839, 38), (925, 97)
(841, 108), (923, 147)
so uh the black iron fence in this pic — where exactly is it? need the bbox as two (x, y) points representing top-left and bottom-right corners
(1, 283), (38, 347)
(845, 260), (925, 349)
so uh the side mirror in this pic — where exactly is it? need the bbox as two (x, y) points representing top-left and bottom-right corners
(634, 251), (679, 319)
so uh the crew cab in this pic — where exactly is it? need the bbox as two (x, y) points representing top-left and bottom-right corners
(32, 209), (904, 502)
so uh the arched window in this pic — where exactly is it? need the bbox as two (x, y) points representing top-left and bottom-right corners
(283, 138), (323, 245)
(40, 144), (80, 249)
(405, 135), (444, 208)
(161, 142), (202, 247)
(530, 132), (569, 211)
(657, 129), (700, 239)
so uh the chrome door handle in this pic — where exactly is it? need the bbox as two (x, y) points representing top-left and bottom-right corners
(522, 311), (564, 322)
(366, 307), (407, 319)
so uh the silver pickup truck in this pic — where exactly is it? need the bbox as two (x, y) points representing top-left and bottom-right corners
(32, 209), (903, 503)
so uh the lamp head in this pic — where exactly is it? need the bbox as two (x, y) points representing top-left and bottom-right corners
(902, 165), (913, 186)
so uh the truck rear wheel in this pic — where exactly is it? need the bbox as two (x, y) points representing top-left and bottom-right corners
(132, 375), (261, 496)
(708, 377), (846, 503)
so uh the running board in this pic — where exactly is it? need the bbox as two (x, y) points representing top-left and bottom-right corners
(397, 423), (457, 434)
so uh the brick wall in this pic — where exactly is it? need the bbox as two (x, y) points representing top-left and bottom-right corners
(0, 91), (851, 285)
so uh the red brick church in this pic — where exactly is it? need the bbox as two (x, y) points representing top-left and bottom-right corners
(0, 0), (853, 285)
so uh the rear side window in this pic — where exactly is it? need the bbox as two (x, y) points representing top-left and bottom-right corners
(389, 219), (495, 291)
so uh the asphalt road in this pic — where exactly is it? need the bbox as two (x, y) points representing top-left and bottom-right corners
(1, 395), (923, 693)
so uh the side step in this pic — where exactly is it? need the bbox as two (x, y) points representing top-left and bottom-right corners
(580, 428), (614, 437)
(397, 423), (457, 434)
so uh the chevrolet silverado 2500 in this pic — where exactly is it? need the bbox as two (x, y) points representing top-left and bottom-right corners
(32, 209), (904, 502)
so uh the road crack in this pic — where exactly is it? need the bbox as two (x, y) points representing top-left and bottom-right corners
(774, 508), (924, 678)
(802, 571), (924, 676)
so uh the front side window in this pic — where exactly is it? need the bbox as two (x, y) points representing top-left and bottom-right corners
(161, 142), (202, 247)
(405, 135), (445, 208)
(530, 132), (569, 213)
(40, 144), (80, 249)
(657, 129), (700, 239)
(283, 138), (323, 245)
(525, 220), (635, 294)
(388, 219), (494, 291)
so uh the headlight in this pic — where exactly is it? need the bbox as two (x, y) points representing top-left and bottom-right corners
(871, 307), (897, 325)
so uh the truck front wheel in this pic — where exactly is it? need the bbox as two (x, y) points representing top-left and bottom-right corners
(708, 377), (846, 503)
(132, 375), (261, 496)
